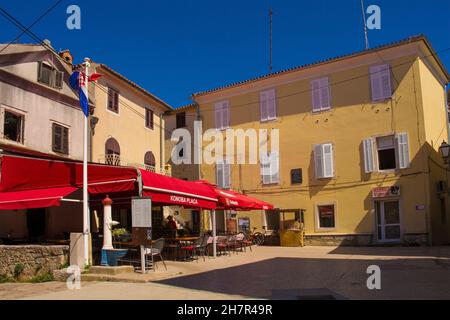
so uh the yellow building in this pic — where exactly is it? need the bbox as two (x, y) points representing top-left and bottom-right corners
(193, 35), (450, 246)
(90, 63), (173, 173)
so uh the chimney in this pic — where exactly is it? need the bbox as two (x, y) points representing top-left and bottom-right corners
(59, 50), (74, 65)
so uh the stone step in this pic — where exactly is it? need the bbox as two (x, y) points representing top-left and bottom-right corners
(81, 273), (148, 283)
(88, 265), (135, 275)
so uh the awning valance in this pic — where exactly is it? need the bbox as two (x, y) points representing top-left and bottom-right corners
(0, 187), (78, 210)
(0, 155), (138, 195)
(140, 170), (217, 210)
(194, 181), (274, 211)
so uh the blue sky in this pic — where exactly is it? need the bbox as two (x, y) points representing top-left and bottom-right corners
(1, 0), (450, 107)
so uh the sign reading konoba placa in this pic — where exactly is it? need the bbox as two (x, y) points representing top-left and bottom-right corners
(372, 186), (401, 199)
(170, 195), (199, 206)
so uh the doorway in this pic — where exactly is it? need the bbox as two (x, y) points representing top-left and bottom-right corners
(375, 200), (401, 242)
(191, 210), (200, 234)
(26, 208), (46, 242)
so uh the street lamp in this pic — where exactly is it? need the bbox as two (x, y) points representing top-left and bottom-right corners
(439, 141), (450, 164)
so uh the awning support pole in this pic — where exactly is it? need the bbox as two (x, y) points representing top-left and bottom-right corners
(212, 210), (217, 258)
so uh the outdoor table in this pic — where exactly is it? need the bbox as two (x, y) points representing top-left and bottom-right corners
(164, 237), (200, 261)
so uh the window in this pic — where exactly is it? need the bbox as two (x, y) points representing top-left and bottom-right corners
(38, 62), (63, 89)
(238, 218), (250, 233)
(216, 159), (231, 189)
(52, 123), (69, 155)
(4, 111), (24, 143)
(376, 136), (396, 170)
(317, 204), (336, 229)
(370, 64), (392, 101)
(311, 77), (331, 112)
(441, 198), (447, 225)
(261, 152), (280, 185)
(176, 112), (186, 128)
(260, 89), (277, 122)
(107, 87), (119, 113)
(105, 137), (120, 166)
(291, 169), (303, 185)
(314, 144), (334, 179)
(145, 108), (154, 129)
(215, 101), (230, 130)
(363, 133), (410, 172)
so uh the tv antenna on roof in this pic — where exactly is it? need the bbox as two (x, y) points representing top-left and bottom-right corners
(360, 0), (370, 50)
(269, 7), (273, 73)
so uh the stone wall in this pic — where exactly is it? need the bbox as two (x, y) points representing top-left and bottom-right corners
(304, 234), (374, 246)
(0, 245), (69, 280)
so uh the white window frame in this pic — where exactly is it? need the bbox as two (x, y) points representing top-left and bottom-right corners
(215, 101), (230, 131)
(311, 77), (331, 113)
(216, 159), (231, 189)
(314, 143), (335, 179)
(315, 202), (337, 231)
(364, 133), (410, 174)
(370, 64), (393, 102)
(260, 88), (277, 122)
(260, 151), (280, 185)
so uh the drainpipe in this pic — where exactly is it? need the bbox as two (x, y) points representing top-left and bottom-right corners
(191, 95), (202, 180)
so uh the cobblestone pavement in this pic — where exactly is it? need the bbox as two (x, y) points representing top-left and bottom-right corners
(1, 246), (449, 300)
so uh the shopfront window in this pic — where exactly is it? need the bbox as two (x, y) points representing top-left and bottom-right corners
(317, 205), (336, 229)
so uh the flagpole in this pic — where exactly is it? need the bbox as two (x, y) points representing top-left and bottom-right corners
(83, 58), (90, 267)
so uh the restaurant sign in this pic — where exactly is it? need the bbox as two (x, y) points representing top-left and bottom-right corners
(170, 195), (199, 206)
(372, 186), (400, 199)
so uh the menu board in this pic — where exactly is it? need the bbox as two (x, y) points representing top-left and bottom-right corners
(132, 197), (152, 228)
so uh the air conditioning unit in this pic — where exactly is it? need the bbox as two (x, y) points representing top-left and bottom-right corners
(437, 181), (447, 194)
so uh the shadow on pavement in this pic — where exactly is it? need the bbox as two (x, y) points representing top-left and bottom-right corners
(156, 256), (450, 300)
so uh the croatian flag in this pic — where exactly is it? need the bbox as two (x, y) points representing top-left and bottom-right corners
(70, 71), (102, 117)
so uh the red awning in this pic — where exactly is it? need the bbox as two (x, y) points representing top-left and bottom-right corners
(194, 181), (275, 211)
(0, 187), (78, 210)
(0, 155), (138, 195)
(140, 170), (217, 209)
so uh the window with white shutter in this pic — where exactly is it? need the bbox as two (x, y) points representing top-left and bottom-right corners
(363, 138), (375, 173)
(261, 152), (280, 185)
(215, 101), (230, 130)
(397, 133), (410, 169)
(311, 77), (331, 112)
(216, 160), (231, 189)
(260, 89), (277, 122)
(314, 144), (334, 179)
(370, 64), (392, 101)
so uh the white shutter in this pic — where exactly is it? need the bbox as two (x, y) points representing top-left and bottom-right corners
(370, 65), (382, 101)
(222, 101), (230, 129)
(267, 89), (277, 120)
(260, 91), (269, 122)
(363, 138), (375, 173)
(223, 161), (231, 189)
(215, 103), (223, 130)
(319, 77), (331, 110)
(314, 145), (324, 179)
(380, 64), (392, 100)
(311, 80), (321, 112)
(397, 133), (410, 169)
(270, 151), (280, 183)
(260, 153), (270, 185)
(323, 144), (334, 178)
(216, 162), (224, 188)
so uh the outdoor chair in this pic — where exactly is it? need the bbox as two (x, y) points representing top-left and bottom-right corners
(238, 232), (253, 252)
(235, 233), (246, 252)
(179, 240), (195, 261)
(227, 235), (240, 254)
(144, 238), (167, 271)
(192, 235), (209, 262)
(216, 236), (231, 256)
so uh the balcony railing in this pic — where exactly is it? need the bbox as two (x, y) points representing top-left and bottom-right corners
(99, 155), (172, 176)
